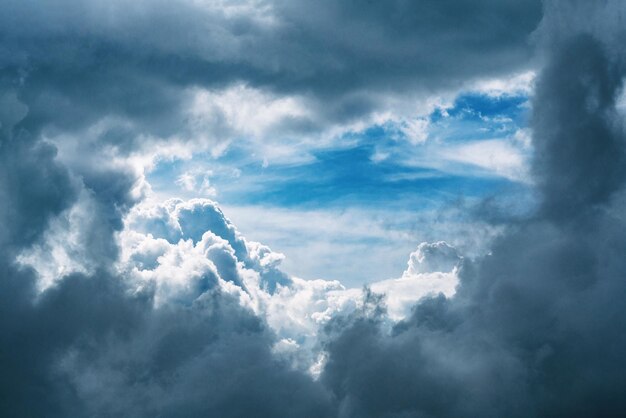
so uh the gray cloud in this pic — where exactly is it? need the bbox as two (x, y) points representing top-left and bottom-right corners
(0, 127), (334, 416)
(532, 34), (625, 220)
(0, 267), (336, 417)
(317, 3), (626, 417)
(0, 131), (77, 250)
(0, 75), (330, 417)
(0, 0), (541, 146)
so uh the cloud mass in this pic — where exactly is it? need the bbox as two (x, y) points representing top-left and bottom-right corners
(1, 0), (626, 417)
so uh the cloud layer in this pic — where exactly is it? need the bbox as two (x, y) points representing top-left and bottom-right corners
(2, 0), (626, 417)
(317, 5), (626, 416)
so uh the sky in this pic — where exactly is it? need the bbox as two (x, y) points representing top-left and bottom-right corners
(146, 85), (534, 285)
(1, 0), (626, 417)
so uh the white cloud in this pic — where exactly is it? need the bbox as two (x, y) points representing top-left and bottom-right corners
(401, 117), (430, 144)
(370, 271), (457, 321)
(404, 241), (462, 275)
(370, 242), (461, 320)
(470, 71), (536, 97)
(176, 172), (197, 192)
(122, 199), (464, 371)
(18, 196), (468, 374)
(17, 189), (96, 290)
(440, 139), (530, 182)
(176, 170), (217, 196)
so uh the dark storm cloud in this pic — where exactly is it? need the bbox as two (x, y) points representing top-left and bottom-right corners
(532, 35), (625, 219)
(0, 0), (541, 141)
(0, 129), (77, 249)
(0, 58), (331, 417)
(318, 3), (626, 417)
(0, 267), (336, 417)
(0, 123), (334, 417)
(272, 0), (541, 94)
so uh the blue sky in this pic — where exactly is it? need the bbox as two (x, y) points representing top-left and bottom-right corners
(147, 89), (535, 285)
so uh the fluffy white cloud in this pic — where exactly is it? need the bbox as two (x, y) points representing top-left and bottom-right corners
(19, 196), (461, 373)
(371, 242), (461, 320)
(123, 200), (463, 370)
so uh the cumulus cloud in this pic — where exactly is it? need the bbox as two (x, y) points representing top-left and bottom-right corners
(114, 198), (460, 369)
(1, 131), (337, 416)
(369, 242), (461, 320)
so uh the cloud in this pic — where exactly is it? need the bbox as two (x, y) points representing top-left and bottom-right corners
(0, 61), (339, 416)
(369, 242), (461, 320)
(115, 199), (460, 368)
(531, 35), (625, 219)
(0, 0), (543, 172)
(0, 129), (337, 417)
(440, 139), (529, 182)
(315, 4), (626, 416)
(2, 1), (626, 416)
(18, 191), (458, 377)
(403, 242), (462, 276)
(0, 268), (337, 417)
